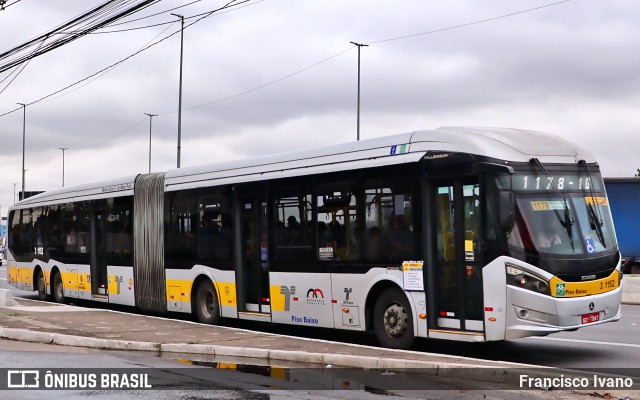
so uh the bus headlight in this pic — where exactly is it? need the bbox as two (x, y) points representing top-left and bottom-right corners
(506, 265), (550, 295)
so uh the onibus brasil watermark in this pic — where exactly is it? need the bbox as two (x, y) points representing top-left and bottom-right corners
(7, 370), (152, 390)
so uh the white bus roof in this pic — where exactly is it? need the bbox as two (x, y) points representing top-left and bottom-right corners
(163, 126), (594, 190)
(11, 127), (594, 208)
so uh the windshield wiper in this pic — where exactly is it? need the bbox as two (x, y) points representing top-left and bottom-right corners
(530, 158), (575, 251)
(579, 160), (606, 247)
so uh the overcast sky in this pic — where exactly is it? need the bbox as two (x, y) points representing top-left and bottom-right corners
(1, 0), (639, 218)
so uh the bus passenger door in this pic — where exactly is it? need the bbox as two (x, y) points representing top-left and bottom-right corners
(90, 210), (108, 298)
(431, 179), (484, 334)
(236, 193), (271, 317)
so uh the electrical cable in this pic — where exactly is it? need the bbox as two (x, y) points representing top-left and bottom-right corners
(367, 0), (571, 45)
(166, 0), (573, 114)
(0, 0), (162, 73)
(0, 0), (571, 150)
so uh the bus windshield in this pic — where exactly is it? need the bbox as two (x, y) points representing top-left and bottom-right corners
(509, 192), (616, 256)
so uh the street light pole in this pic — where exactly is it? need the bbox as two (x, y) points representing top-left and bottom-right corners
(350, 42), (368, 141)
(17, 103), (26, 199)
(12, 183), (16, 204)
(58, 147), (69, 187)
(171, 13), (185, 168)
(144, 113), (157, 173)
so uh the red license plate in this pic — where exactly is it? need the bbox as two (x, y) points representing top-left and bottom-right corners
(582, 312), (600, 324)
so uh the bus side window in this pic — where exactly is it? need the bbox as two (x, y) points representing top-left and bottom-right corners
(364, 175), (416, 263)
(106, 196), (133, 263)
(196, 190), (233, 264)
(272, 184), (313, 263)
(316, 179), (360, 262)
(165, 190), (198, 264)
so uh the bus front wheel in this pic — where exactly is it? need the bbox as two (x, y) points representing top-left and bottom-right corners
(194, 279), (220, 325)
(36, 269), (48, 301)
(373, 287), (415, 349)
(52, 271), (65, 304)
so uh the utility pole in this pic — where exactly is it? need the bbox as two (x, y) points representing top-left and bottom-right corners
(144, 113), (157, 173)
(17, 103), (26, 199)
(350, 42), (368, 141)
(59, 147), (69, 187)
(172, 13), (185, 168)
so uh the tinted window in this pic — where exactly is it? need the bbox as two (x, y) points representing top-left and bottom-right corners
(272, 183), (313, 263)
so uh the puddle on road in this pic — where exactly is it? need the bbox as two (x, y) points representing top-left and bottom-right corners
(171, 355), (398, 393)
(161, 353), (501, 393)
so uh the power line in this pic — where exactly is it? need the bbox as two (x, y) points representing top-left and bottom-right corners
(0, 0), (23, 11)
(78, 0), (573, 148)
(164, 0), (572, 114)
(368, 0), (571, 45)
(98, 0), (207, 29)
(0, 0), (255, 118)
(37, 20), (178, 104)
(91, 1), (264, 34)
(0, 0), (570, 147)
(170, 47), (354, 114)
(0, 0), (163, 73)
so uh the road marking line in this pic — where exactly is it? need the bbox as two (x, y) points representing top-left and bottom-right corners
(533, 336), (640, 349)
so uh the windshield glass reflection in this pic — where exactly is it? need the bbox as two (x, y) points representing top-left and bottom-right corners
(509, 193), (616, 256)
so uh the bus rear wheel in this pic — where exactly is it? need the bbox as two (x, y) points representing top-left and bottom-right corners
(36, 269), (48, 301)
(194, 279), (220, 325)
(373, 287), (415, 349)
(52, 271), (65, 304)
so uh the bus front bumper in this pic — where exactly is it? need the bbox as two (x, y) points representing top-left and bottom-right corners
(504, 285), (622, 340)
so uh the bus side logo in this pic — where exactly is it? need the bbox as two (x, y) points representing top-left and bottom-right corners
(280, 286), (296, 311)
(555, 283), (566, 297)
(306, 288), (325, 306)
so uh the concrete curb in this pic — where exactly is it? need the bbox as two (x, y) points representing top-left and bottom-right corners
(1, 322), (639, 396)
(0, 327), (159, 352)
(0, 325), (530, 382)
(0, 289), (18, 307)
(622, 276), (640, 304)
(0, 325), (630, 392)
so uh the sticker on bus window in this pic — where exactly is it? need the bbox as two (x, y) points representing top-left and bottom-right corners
(465, 240), (474, 261)
(585, 197), (608, 206)
(530, 200), (565, 211)
(402, 261), (424, 291)
(319, 247), (334, 260)
(585, 239), (596, 254)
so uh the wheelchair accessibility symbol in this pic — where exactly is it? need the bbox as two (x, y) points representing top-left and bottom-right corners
(585, 239), (596, 254)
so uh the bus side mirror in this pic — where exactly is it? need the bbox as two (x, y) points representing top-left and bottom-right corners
(500, 191), (515, 231)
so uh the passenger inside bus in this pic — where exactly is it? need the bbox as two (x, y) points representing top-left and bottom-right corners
(535, 213), (562, 249)
(388, 215), (413, 261)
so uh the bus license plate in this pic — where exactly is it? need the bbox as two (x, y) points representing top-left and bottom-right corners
(582, 312), (600, 324)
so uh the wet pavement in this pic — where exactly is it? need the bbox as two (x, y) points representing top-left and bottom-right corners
(0, 294), (638, 398)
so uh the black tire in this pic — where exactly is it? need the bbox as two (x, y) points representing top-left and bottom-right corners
(36, 269), (48, 301)
(373, 287), (415, 349)
(52, 271), (65, 304)
(194, 279), (220, 325)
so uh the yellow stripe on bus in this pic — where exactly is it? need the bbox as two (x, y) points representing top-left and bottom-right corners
(8, 266), (40, 286)
(164, 279), (237, 307)
(550, 269), (619, 298)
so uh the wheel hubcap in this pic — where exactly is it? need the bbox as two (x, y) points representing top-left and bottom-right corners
(201, 289), (214, 318)
(383, 303), (408, 337)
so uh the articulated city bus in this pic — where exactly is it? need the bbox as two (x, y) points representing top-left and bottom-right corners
(5, 127), (622, 349)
